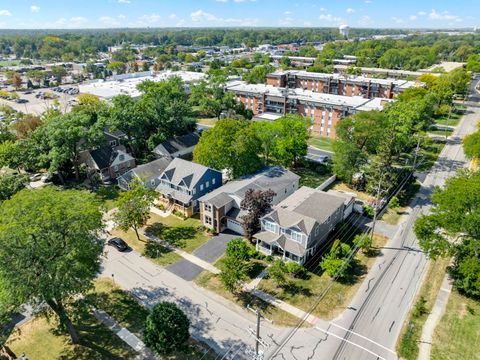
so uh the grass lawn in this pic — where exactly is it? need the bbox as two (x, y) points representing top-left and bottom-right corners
(96, 185), (121, 211)
(308, 136), (334, 152)
(146, 213), (212, 253)
(196, 118), (217, 127)
(257, 233), (388, 320)
(381, 181), (421, 226)
(330, 181), (371, 202)
(6, 305), (138, 360)
(416, 140), (446, 172)
(428, 128), (454, 137)
(293, 161), (333, 188)
(434, 112), (462, 127)
(431, 290), (480, 360)
(397, 257), (450, 360)
(88, 278), (217, 360)
(194, 270), (304, 327)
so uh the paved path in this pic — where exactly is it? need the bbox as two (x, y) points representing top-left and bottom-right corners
(417, 274), (453, 360)
(193, 232), (237, 264)
(93, 308), (157, 360)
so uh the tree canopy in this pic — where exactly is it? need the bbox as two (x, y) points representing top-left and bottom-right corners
(0, 187), (104, 343)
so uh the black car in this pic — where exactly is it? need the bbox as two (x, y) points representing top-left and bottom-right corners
(107, 237), (129, 252)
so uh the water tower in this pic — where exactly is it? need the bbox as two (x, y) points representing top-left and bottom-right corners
(339, 24), (350, 39)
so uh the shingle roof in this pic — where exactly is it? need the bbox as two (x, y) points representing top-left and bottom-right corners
(199, 166), (299, 206)
(157, 158), (219, 190)
(89, 147), (114, 169)
(153, 132), (201, 157)
(121, 158), (172, 184)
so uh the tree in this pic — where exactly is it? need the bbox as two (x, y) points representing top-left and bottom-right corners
(114, 180), (156, 240)
(269, 115), (309, 167)
(8, 72), (22, 90)
(50, 66), (66, 83)
(268, 259), (288, 287)
(189, 78), (236, 120)
(463, 131), (480, 159)
(219, 255), (250, 293)
(107, 61), (126, 74)
(193, 118), (262, 178)
(13, 114), (43, 139)
(0, 187), (103, 344)
(240, 189), (275, 241)
(243, 65), (274, 84)
(226, 238), (253, 261)
(353, 233), (373, 255)
(144, 302), (190, 356)
(0, 173), (28, 201)
(414, 171), (480, 297)
(320, 240), (352, 278)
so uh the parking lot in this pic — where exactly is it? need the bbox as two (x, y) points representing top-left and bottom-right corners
(0, 87), (78, 115)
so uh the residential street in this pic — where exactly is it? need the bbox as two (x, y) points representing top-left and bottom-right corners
(266, 78), (480, 360)
(100, 246), (289, 359)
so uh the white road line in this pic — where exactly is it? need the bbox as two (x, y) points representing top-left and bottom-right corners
(329, 322), (397, 355)
(315, 327), (387, 360)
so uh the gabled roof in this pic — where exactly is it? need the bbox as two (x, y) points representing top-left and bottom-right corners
(199, 167), (300, 208)
(153, 132), (201, 156)
(89, 146), (132, 170)
(157, 158), (219, 190)
(120, 158), (172, 184)
(264, 187), (345, 235)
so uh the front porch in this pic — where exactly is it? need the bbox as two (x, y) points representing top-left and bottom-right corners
(256, 239), (305, 265)
(157, 195), (194, 218)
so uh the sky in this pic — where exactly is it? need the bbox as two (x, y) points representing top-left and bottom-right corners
(0, 0), (478, 29)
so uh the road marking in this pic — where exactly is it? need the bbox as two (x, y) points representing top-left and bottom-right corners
(329, 322), (397, 355)
(315, 326), (387, 360)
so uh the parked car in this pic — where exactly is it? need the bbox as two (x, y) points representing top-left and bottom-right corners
(107, 237), (129, 252)
(16, 99), (28, 104)
(30, 173), (43, 182)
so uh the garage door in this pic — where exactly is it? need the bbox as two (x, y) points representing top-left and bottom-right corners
(226, 219), (244, 235)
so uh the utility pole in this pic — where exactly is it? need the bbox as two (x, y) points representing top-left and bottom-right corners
(370, 172), (384, 241)
(412, 137), (421, 170)
(246, 305), (271, 360)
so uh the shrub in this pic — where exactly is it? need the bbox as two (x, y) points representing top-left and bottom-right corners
(389, 196), (400, 209)
(285, 262), (306, 278)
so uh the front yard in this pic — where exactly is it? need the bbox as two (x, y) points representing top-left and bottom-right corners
(308, 136), (334, 152)
(257, 233), (388, 320)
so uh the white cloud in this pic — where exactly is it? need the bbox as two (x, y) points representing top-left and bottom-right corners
(346, 8), (355, 14)
(190, 9), (257, 26)
(70, 17), (88, 26)
(365, 0), (372, 3)
(418, 11), (426, 16)
(409, 15), (417, 21)
(118, 0), (130, 3)
(118, 14), (126, 20)
(284, 11), (292, 15)
(30, 5), (40, 13)
(391, 16), (404, 24)
(319, 13), (344, 25)
(0, 10), (12, 17)
(319, 7), (326, 12)
(168, 14), (178, 20)
(138, 13), (161, 24)
(357, 15), (373, 27)
(428, 9), (462, 22)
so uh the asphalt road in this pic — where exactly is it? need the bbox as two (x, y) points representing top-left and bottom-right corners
(266, 78), (480, 360)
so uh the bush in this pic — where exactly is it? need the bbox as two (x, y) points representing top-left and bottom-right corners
(144, 241), (169, 259)
(353, 233), (373, 254)
(285, 261), (306, 278)
(389, 196), (400, 209)
(144, 302), (190, 356)
(268, 259), (288, 287)
(363, 205), (375, 218)
(172, 209), (187, 219)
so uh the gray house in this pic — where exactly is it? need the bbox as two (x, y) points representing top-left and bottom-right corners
(199, 167), (300, 234)
(155, 158), (222, 217)
(117, 158), (172, 190)
(79, 145), (135, 182)
(153, 132), (201, 160)
(254, 186), (346, 264)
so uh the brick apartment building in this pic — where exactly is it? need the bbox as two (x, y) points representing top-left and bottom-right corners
(266, 70), (418, 99)
(226, 82), (390, 138)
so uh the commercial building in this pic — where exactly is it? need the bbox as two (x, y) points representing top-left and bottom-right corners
(226, 82), (390, 138)
(266, 70), (418, 99)
(78, 70), (206, 100)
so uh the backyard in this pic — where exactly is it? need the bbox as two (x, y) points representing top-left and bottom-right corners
(294, 160), (333, 188)
(307, 136), (334, 152)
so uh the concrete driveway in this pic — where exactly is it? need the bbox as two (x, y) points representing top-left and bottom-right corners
(193, 232), (238, 264)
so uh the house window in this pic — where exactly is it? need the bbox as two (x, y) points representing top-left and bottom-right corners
(119, 154), (125, 161)
(150, 180), (156, 186)
(200, 184), (204, 191)
(290, 231), (303, 243)
(264, 221), (277, 233)
(212, 178), (216, 185)
(315, 226), (319, 236)
(205, 216), (212, 225)
(205, 204), (212, 212)
(206, 181), (210, 188)
(109, 140), (117, 146)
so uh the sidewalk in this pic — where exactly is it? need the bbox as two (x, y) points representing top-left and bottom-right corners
(417, 274), (453, 360)
(93, 308), (157, 360)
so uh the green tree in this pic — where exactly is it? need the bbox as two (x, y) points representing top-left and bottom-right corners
(320, 240), (352, 278)
(114, 180), (156, 240)
(0, 187), (103, 344)
(270, 115), (309, 167)
(107, 61), (126, 74)
(463, 131), (480, 159)
(353, 233), (373, 254)
(414, 171), (480, 297)
(189, 78), (236, 120)
(144, 302), (190, 356)
(193, 118), (262, 178)
(0, 173), (28, 201)
(219, 255), (250, 293)
(226, 238), (252, 261)
(243, 65), (274, 84)
(268, 259), (288, 287)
